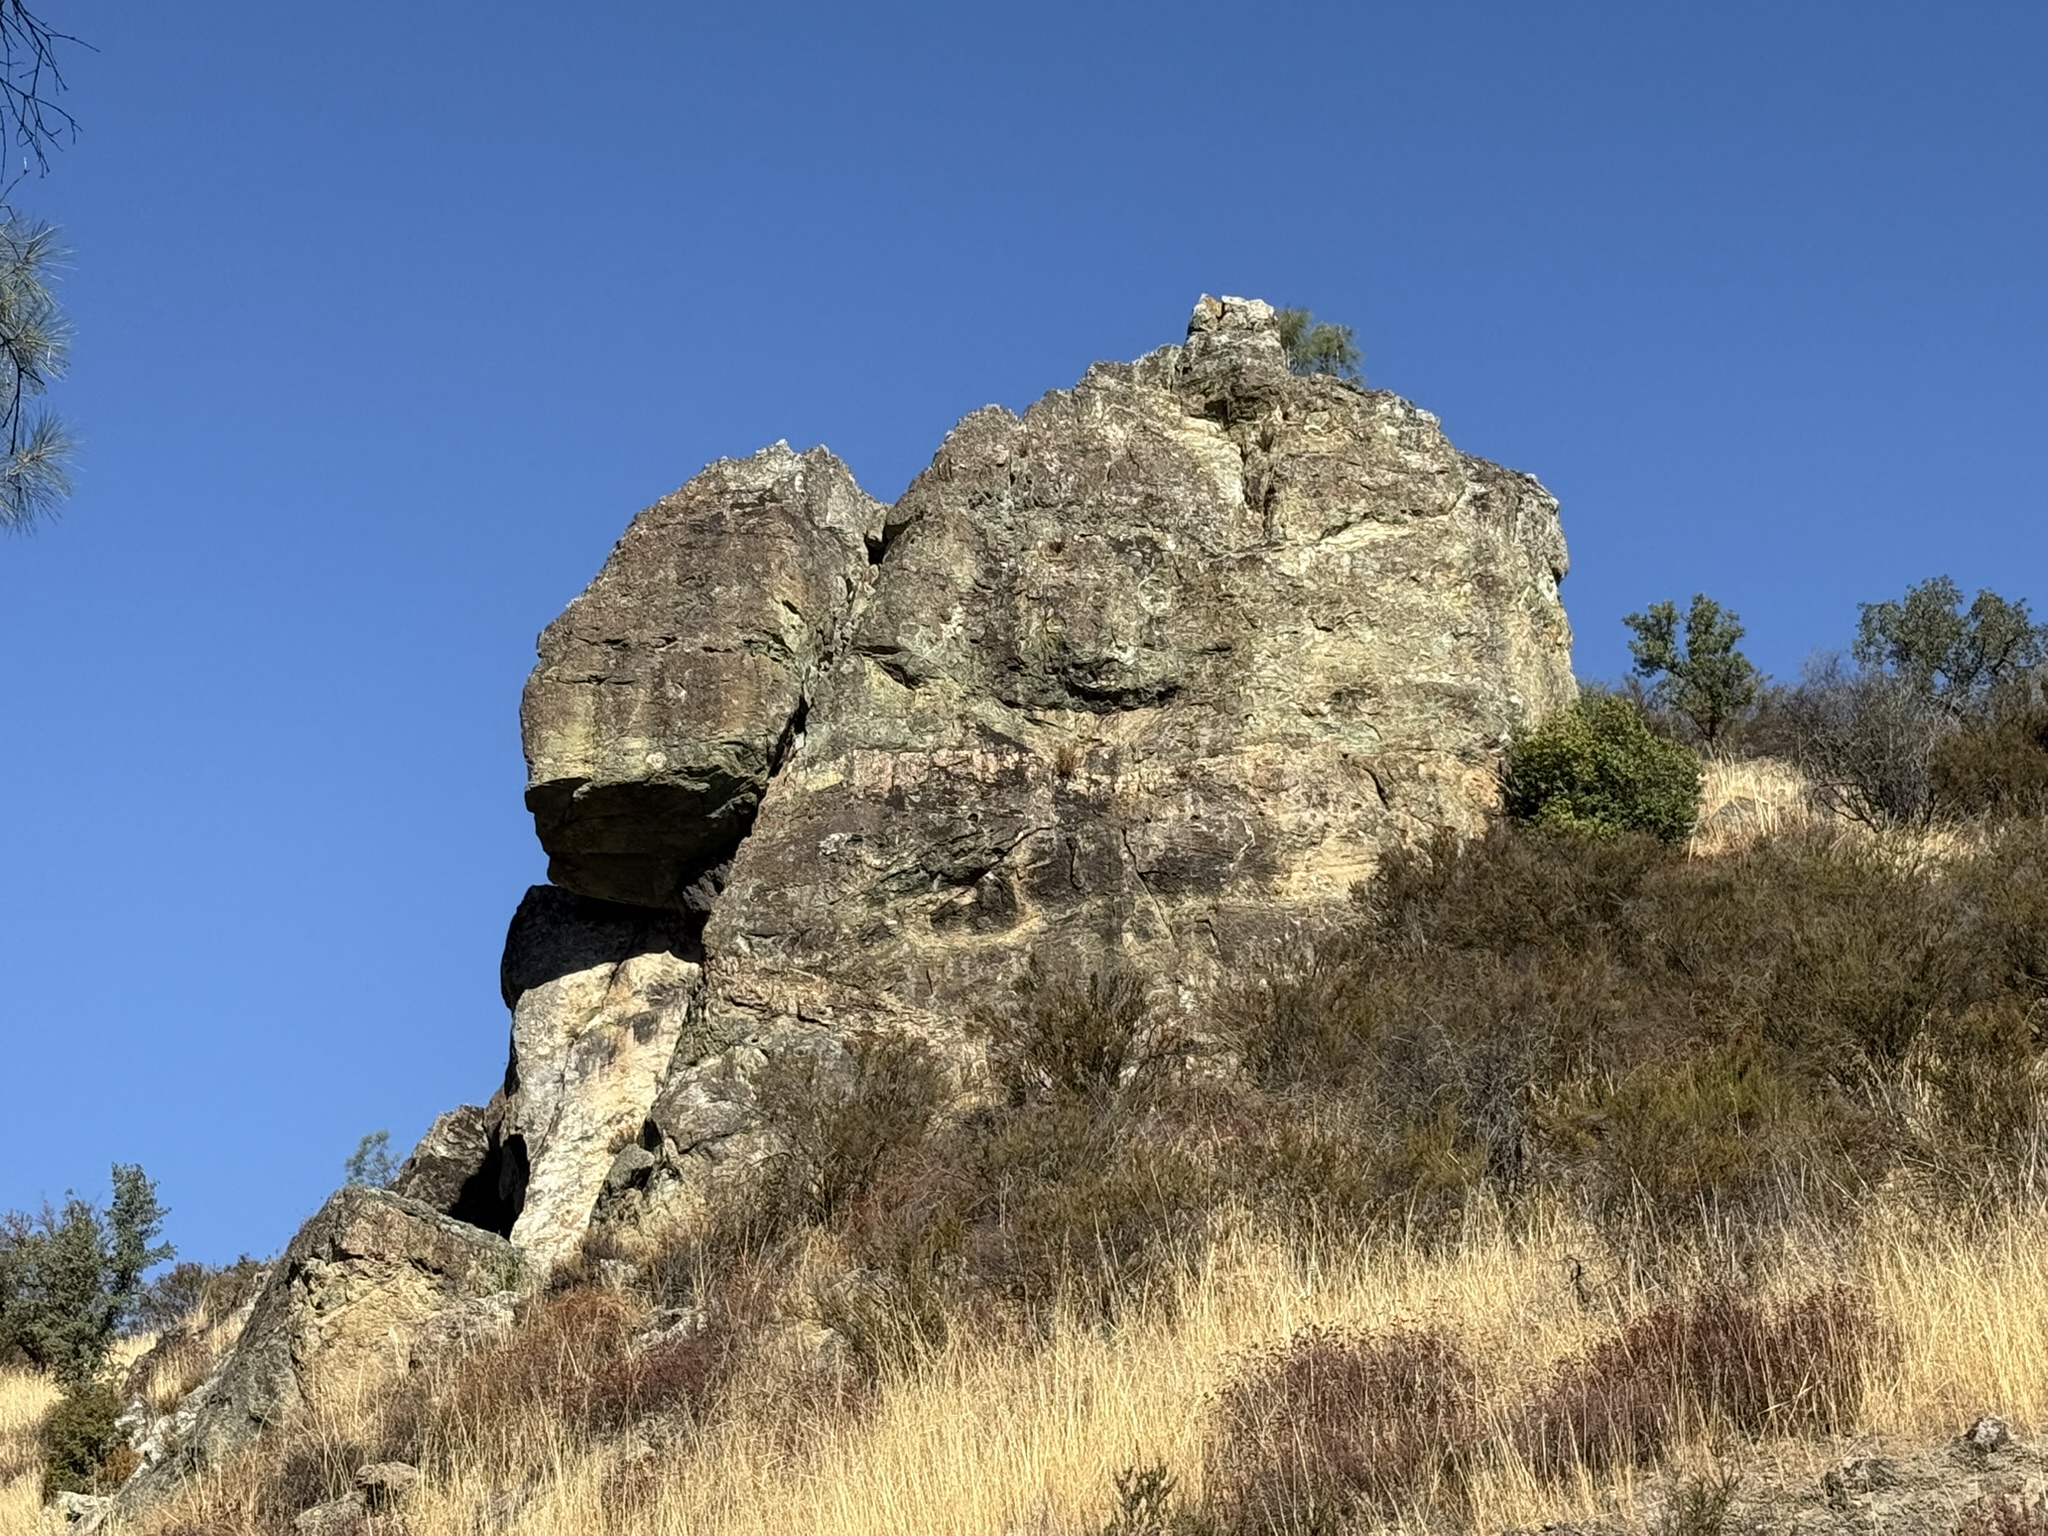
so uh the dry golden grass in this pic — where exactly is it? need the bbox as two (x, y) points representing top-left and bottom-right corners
(1, 1364), (61, 1536)
(1689, 756), (1824, 855)
(1687, 756), (1991, 870)
(123, 1203), (2048, 1536)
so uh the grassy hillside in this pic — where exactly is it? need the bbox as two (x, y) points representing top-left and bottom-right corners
(10, 758), (2020, 1536)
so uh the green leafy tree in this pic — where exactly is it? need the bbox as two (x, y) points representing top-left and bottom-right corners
(344, 1129), (397, 1187)
(1275, 306), (1363, 381)
(1853, 576), (2046, 712)
(0, 1164), (173, 1382)
(1502, 694), (1702, 843)
(1623, 593), (1763, 747)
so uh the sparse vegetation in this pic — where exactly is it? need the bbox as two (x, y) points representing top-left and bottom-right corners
(1276, 307), (1362, 381)
(343, 1128), (397, 1188)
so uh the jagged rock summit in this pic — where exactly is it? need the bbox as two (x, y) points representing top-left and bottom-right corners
(110, 297), (1575, 1508)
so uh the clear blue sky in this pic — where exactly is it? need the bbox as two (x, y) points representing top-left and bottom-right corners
(2, 2), (2043, 1263)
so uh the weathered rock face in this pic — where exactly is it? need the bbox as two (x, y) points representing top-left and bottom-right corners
(513, 294), (1575, 1211)
(152, 1189), (518, 1474)
(495, 885), (702, 1264)
(521, 444), (886, 909)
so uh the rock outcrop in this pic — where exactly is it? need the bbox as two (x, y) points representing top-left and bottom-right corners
(123, 299), (1574, 1514)
(100, 1189), (517, 1527)
(508, 294), (1574, 1225)
(495, 885), (702, 1263)
(172, 1188), (517, 1469)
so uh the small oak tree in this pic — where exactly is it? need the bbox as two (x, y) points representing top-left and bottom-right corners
(0, 1164), (173, 1382)
(1623, 593), (1762, 747)
(1853, 576), (2046, 713)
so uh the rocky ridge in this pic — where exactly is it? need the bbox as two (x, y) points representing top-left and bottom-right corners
(99, 295), (1577, 1506)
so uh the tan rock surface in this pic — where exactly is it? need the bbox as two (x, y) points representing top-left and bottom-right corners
(113, 1188), (516, 1506)
(496, 885), (702, 1265)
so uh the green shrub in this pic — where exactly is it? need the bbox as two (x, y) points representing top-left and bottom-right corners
(1275, 308), (1362, 381)
(1502, 695), (1702, 842)
(40, 1379), (126, 1497)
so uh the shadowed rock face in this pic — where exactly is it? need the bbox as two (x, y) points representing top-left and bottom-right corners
(512, 295), (1576, 1208)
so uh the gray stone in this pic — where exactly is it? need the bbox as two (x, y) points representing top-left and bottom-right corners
(389, 1104), (493, 1215)
(603, 1142), (659, 1193)
(1967, 1415), (2014, 1453)
(169, 1187), (520, 1471)
(44, 1492), (111, 1529)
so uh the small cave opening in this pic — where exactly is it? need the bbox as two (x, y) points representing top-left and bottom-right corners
(448, 1129), (528, 1239)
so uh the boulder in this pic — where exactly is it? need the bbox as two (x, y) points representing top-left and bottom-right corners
(290, 1492), (366, 1535)
(521, 443), (886, 909)
(354, 1460), (421, 1511)
(168, 1187), (519, 1470)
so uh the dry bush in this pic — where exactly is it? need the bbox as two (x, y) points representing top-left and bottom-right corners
(380, 1285), (737, 1461)
(1931, 704), (2048, 823)
(986, 953), (1162, 1099)
(1515, 1285), (1885, 1476)
(1206, 1324), (1477, 1533)
(749, 1029), (950, 1227)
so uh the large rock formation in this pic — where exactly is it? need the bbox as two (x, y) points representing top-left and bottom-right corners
(503, 294), (1575, 1233)
(119, 300), (1575, 1512)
